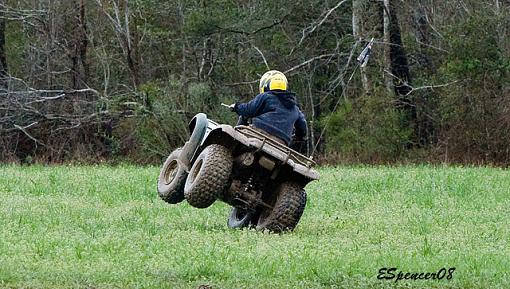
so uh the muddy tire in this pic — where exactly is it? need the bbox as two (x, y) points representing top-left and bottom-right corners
(184, 144), (233, 208)
(256, 182), (307, 233)
(227, 207), (254, 229)
(157, 148), (187, 204)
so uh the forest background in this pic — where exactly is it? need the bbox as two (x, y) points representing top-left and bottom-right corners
(0, 0), (508, 165)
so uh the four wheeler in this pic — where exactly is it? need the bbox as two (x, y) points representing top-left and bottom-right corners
(157, 113), (319, 233)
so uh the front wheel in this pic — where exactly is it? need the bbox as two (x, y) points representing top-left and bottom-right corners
(256, 182), (307, 233)
(184, 144), (233, 208)
(227, 207), (255, 229)
(157, 148), (187, 204)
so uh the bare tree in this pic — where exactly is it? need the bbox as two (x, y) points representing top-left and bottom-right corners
(412, 0), (432, 70)
(383, 0), (395, 95)
(352, 0), (384, 95)
(96, 0), (140, 88)
(0, 0), (7, 89)
(71, 0), (89, 89)
(353, 0), (370, 93)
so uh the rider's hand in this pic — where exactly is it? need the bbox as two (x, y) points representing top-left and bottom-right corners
(292, 132), (307, 143)
(228, 103), (236, 112)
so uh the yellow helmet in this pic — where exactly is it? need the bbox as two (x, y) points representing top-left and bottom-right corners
(259, 70), (288, 94)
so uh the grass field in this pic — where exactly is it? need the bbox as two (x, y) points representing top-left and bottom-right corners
(0, 165), (509, 288)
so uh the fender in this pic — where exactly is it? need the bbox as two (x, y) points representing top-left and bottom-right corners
(179, 113), (208, 171)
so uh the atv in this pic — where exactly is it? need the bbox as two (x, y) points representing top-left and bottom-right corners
(157, 113), (320, 233)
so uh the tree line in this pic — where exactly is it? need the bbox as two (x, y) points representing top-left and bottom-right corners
(0, 0), (508, 165)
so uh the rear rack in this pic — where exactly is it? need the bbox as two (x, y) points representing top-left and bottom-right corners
(235, 126), (317, 168)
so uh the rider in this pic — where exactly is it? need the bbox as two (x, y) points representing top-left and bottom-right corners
(229, 70), (307, 146)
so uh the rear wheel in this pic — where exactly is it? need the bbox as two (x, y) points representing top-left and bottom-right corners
(256, 182), (307, 233)
(157, 148), (187, 204)
(184, 144), (233, 208)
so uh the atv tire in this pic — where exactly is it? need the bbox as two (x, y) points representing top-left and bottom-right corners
(184, 144), (233, 208)
(157, 148), (187, 204)
(256, 182), (307, 233)
(227, 207), (254, 229)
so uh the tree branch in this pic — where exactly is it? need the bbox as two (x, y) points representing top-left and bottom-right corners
(253, 45), (270, 70)
(291, 0), (349, 55)
(14, 123), (46, 147)
(225, 53), (343, 87)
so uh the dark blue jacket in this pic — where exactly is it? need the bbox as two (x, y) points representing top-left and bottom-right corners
(234, 91), (307, 145)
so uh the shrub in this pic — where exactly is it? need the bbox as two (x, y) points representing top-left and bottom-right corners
(323, 90), (412, 163)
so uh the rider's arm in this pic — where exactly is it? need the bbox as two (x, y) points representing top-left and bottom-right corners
(295, 110), (308, 140)
(234, 93), (268, 118)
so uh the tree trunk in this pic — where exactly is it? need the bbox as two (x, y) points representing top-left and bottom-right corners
(494, 0), (507, 56)
(353, 0), (384, 95)
(0, 0), (8, 89)
(352, 0), (370, 93)
(413, 0), (431, 70)
(383, 0), (395, 96)
(386, 0), (416, 145)
(388, 0), (411, 97)
(123, 0), (140, 89)
(71, 0), (88, 89)
(126, 42), (140, 88)
(46, 0), (56, 88)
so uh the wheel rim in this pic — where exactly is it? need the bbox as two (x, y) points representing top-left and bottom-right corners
(229, 207), (253, 228)
(235, 208), (249, 220)
(189, 159), (203, 183)
(163, 160), (178, 185)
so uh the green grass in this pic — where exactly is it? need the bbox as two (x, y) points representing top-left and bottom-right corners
(0, 165), (509, 288)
